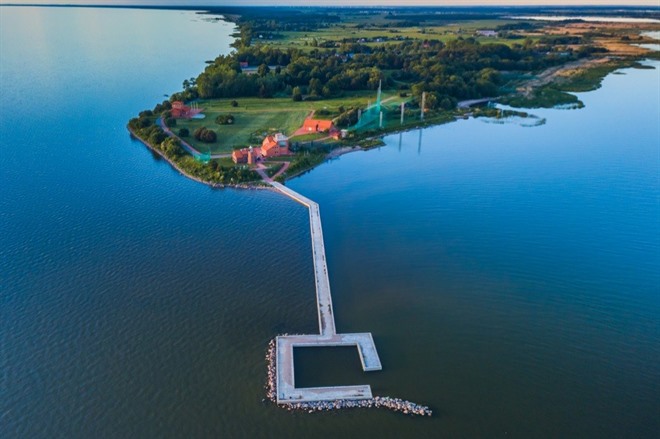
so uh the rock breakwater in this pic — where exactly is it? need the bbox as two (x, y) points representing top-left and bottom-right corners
(265, 337), (432, 417)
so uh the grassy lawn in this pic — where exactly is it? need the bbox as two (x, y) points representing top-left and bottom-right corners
(289, 132), (326, 142)
(175, 98), (309, 154)
(267, 18), (523, 50)
(174, 91), (409, 154)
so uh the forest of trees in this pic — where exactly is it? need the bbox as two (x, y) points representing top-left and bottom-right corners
(185, 33), (588, 110)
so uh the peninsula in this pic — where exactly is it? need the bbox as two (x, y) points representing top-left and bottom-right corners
(128, 6), (659, 188)
(127, 5), (659, 415)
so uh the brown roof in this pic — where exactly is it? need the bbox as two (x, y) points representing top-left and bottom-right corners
(262, 136), (278, 150)
(232, 149), (248, 159)
(303, 119), (333, 131)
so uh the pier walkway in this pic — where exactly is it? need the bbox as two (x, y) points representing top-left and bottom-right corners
(270, 182), (336, 336)
(268, 181), (382, 404)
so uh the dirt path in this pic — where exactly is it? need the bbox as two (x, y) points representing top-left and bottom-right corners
(255, 166), (271, 183)
(158, 117), (231, 159)
(272, 162), (290, 180)
(255, 161), (290, 183)
(158, 117), (203, 156)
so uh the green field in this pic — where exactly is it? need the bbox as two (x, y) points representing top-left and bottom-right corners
(266, 18), (526, 50)
(174, 92), (410, 154)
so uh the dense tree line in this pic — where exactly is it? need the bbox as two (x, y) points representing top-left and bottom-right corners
(194, 32), (588, 108)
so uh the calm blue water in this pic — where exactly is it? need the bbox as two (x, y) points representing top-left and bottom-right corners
(2, 7), (659, 438)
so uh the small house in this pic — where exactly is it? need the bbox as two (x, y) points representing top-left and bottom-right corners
(302, 119), (334, 133)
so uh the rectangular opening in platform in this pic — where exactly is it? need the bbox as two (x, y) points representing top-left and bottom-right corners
(293, 346), (369, 388)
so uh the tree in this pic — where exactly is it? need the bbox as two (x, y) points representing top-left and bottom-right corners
(231, 100), (239, 107)
(308, 78), (322, 96)
(178, 128), (189, 137)
(193, 127), (216, 143)
(148, 130), (166, 145)
(292, 86), (303, 101)
(425, 92), (438, 110)
(257, 63), (270, 77)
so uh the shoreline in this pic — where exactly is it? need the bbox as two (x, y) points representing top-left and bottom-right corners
(127, 53), (657, 190)
(127, 125), (269, 191)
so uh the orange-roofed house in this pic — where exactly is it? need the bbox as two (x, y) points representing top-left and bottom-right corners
(261, 133), (289, 158)
(232, 149), (248, 164)
(302, 119), (334, 133)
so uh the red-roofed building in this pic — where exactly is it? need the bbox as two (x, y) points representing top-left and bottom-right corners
(171, 101), (190, 118)
(261, 133), (289, 158)
(302, 119), (334, 133)
(232, 149), (248, 164)
(232, 147), (260, 164)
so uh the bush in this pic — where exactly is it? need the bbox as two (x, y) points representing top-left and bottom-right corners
(193, 127), (217, 143)
(230, 100), (239, 107)
(178, 128), (189, 137)
(216, 114), (235, 125)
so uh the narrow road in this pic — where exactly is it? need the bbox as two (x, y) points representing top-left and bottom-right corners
(158, 117), (230, 159)
(457, 97), (499, 108)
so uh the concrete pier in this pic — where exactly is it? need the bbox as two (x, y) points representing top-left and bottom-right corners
(270, 182), (336, 336)
(268, 181), (381, 404)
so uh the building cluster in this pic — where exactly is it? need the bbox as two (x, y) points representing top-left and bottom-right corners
(475, 30), (498, 37)
(232, 132), (290, 164)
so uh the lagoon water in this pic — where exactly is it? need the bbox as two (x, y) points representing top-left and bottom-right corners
(1, 7), (659, 438)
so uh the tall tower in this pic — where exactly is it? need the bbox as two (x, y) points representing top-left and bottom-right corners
(376, 80), (382, 112)
(421, 92), (426, 121)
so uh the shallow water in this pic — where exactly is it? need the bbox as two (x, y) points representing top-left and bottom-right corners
(2, 7), (659, 439)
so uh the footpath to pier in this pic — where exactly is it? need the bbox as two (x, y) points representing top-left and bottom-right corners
(268, 181), (382, 404)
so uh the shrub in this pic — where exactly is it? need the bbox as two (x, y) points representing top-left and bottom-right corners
(178, 128), (189, 137)
(230, 100), (239, 107)
(216, 114), (235, 125)
(193, 127), (217, 143)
